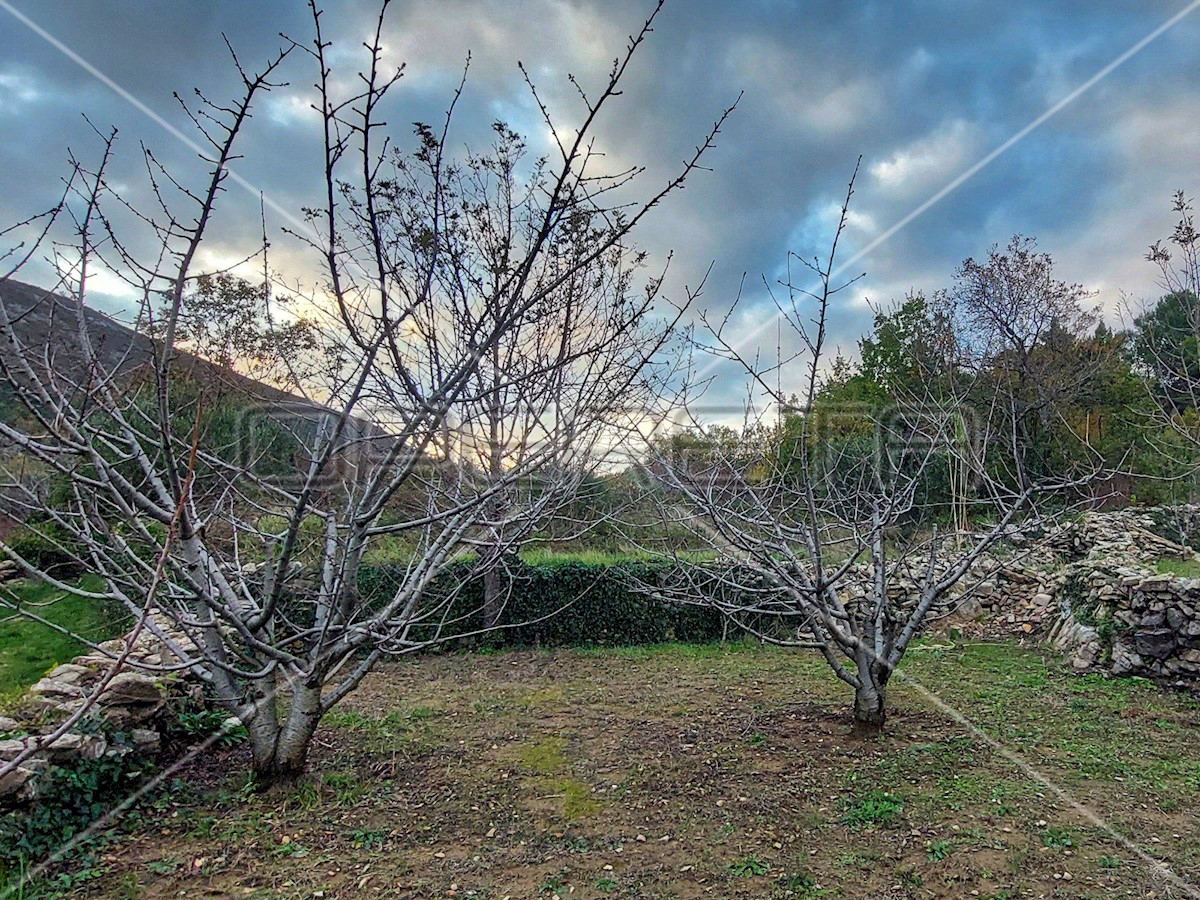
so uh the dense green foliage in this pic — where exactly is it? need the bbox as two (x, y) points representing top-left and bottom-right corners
(359, 558), (732, 647)
(0, 735), (154, 887)
(800, 270), (1191, 513)
(1133, 290), (1200, 409)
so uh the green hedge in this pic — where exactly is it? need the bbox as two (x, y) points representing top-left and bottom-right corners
(358, 559), (731, 648)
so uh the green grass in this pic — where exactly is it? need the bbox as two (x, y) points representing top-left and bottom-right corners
(1153, 556), (1200, 578)
(518, 547), (657, 566)
(0, 577), (123, 704)
(519, 737), (569, 774)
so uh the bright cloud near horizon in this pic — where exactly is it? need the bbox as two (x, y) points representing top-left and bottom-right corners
(2, 0), (1199, 408)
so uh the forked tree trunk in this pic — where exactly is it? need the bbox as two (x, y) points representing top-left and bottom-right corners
(245, 684), (323, 788)
(251, 739), (311, 788)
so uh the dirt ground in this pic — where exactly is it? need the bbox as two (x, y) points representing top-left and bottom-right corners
(75, 640), (1200, 899)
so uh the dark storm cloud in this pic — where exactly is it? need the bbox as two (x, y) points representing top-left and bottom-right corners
(2, 0), (1199, 405)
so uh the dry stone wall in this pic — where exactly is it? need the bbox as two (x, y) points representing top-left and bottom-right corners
(1001, 506), (1200, 683)
(0, 615), (221, 804)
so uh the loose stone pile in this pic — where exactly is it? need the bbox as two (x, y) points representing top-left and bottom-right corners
(833, 505), (1200, 684)
(0, 615), (208, 803)
(977, 506), (1200, 683)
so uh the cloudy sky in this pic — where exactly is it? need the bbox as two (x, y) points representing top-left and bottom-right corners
(2, 0), (1199, 404)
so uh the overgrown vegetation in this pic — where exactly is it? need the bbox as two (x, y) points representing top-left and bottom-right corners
(0, 734), (155, 890)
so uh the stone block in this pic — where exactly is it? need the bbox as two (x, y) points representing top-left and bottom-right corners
(1135, 628), (1177, 660)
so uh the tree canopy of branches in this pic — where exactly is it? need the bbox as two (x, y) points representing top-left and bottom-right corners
(0, 0), (733, 783)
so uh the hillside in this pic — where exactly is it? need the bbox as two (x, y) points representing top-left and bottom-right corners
(0, 278), (299, 406)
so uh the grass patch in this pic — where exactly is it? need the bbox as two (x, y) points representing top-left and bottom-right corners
(321, 706), (440, 750)
(548, 776), (603, 819)
(0, 577), (123, 704)
(519, 737), (569, 774)
(1154, 556), (1200, 578)
(55, 639), (1200, 900)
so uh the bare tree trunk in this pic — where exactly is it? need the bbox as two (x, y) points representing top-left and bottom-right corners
(482, 548), (504, 630)
(250, 736), (311, 787)
(851, 672), (887, 734)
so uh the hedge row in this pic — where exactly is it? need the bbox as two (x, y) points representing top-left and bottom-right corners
(358, 559), (735, 648)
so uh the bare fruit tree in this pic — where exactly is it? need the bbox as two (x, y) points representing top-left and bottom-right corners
(0, 0), (733, 783)
(640, 168), (1102, 731)
(393, 122), (693, 628)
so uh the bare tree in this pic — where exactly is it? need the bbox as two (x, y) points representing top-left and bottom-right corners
(942, 236), (1100, 489)
(639, 168), (1101, 731)
(382, 123), (692, 628)
(0, 0), (733, 783)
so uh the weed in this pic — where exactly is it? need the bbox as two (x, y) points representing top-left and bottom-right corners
(1099, 855), (1122, 869)
(145, 857), (181, 875)
(173, 708), (247, 747)
(840, 791), (904, 830)
(272, 839), (309, 858)
(323, 771), (367, 806)
(539, 870), (569, 893)
(595, 875), (618, 891)
(927, 839), (951, 861)
(349, 828), (387, 851)
(898, 868), (923, 887)
(283, 781), (321, 813)
(728, 855), (770, 877)
(188, 815), (218, 838)
(835, 851), (873, 868)
(114, 872), (142, 900)
(780, 871), (826, 896)
(989, 785), (1014, 816)
(1040, 826), (1074, 849)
